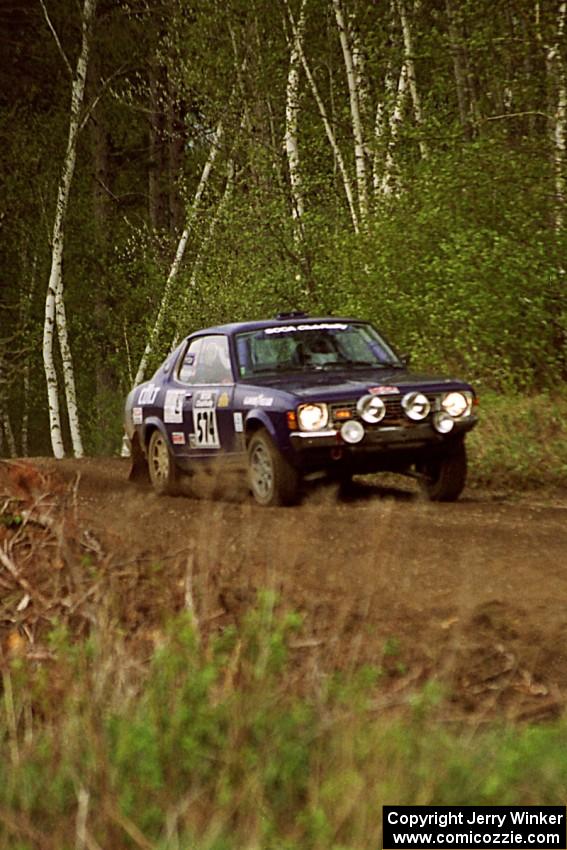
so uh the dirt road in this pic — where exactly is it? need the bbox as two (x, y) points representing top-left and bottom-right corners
(22, 458), (567, 719)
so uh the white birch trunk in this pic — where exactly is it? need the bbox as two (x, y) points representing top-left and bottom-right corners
(284, 0), (359, 233)
(42, 0), (96, 458)
(133, 120), (224, 387)
(396, 0), (428, 159)
(42, 281), (64, 457)
(373, 63), (394, 194)
(332, 0), (368, 223)
(550, 2), (567, 234)
(55, 287), (83, 456)
(381, 62), (409, 197)
(350, 18), (372, 163)
(284, 0), (306, 233)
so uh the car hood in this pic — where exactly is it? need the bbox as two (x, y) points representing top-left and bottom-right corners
(240, 369), (472, 401)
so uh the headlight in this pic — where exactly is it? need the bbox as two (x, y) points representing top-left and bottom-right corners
(402, 392), (431, 421)
(297, 403), (329, 431)
(356, 394), (386, 424)
(441, 391), (472, 418)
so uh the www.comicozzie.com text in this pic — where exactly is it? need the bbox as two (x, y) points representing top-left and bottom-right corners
(386, 811), (564, 829)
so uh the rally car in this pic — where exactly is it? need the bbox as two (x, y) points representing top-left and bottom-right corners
(124, 312), (478, 505)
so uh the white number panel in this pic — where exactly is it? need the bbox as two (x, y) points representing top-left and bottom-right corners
(192, 408), (220, 449)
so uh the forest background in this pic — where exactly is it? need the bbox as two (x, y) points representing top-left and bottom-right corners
(1, 0), (566, 459)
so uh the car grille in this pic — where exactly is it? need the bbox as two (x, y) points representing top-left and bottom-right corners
(329, 395), (438, 428)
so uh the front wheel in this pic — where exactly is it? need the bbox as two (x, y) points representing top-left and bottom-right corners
(247, 430), (300, 506)
(148, 430), (179, 496)
(417, 440), (467, 502)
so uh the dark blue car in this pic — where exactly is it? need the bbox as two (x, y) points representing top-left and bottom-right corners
(124, 312), (478, 505)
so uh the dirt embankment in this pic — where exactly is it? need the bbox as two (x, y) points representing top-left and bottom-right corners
(2, 457), (567, 721)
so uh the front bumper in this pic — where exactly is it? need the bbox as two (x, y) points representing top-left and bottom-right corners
(289, 416), (478, 471)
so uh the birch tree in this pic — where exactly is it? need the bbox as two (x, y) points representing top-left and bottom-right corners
(42, 0), (97, 458)
(548, 1), (567, 234)
(284, 0), (360, 233)
(284, 0), (307, 238)
(332, 0), (369, 223)
(379, 62), (409, 196)
(396, 0), (428, 159)
(133, 120), (224, 387)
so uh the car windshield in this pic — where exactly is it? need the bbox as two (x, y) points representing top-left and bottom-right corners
(235, 322), (401, 377)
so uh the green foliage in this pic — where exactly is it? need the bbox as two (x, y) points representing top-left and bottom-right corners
(1, 601), (567, 848)
(468, 391), (567, 490)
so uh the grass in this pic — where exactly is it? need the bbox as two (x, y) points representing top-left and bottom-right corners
(1, 600), (567, 850)
(467, 391), (567, 491)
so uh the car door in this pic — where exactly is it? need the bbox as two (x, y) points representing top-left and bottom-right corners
(176, 334), (237, 459)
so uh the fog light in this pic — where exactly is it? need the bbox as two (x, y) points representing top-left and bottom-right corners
(402, 391), (431, 421)
(433, 412), (455, 434)
(357, 393), (386, 424)
(340, 420), (365, 444)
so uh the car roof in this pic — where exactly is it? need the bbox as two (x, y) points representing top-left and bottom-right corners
(187, 316), (367, 338)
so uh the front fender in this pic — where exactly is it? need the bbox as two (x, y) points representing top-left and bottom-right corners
(244, 410), (293, 454)
(141, 417), (170, 453)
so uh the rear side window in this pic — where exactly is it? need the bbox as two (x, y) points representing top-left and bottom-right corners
(178, 338), (203, 383)
(178, 335), (233, 384)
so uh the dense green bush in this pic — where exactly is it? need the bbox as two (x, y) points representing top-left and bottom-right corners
(1, 598), (567, 849)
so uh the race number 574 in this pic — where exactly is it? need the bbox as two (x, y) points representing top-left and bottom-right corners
(193, 409), (220, 448)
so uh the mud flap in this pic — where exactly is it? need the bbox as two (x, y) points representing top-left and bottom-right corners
(128, 435), (149, 482)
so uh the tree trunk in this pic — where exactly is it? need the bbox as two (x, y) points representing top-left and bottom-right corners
(133, 119), (224, 387)
(42, 0), (96, 458)
(396, 0), (428, 159)
(284, 0), (307, 234)
(0, 349), (17, 458)
(445, 0), (473, 139)
(332, 0), (368, 223)
(284, 0), (359, 233)
(549, 1), (567, 234)
(379, 61), (409, 197)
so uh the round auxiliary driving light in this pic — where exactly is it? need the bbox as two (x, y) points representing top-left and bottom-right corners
(356, 393), (386, 424)
(433, 412), (455, 434)
(401, 391), (431, 421)
(340, 420), (365, 444)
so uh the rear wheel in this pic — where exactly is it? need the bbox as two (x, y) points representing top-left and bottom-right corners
(247, 429), (300, 506)
(417, 440), (467, 502)
(148, 430), (179, 496)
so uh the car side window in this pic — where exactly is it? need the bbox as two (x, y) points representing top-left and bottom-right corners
(179, 335), (233, 384)
(178, 337), (203, 383)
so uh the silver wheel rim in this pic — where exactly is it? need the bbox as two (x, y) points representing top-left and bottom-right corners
(150, 434), (170, 484)
(250, 442), (274, 501)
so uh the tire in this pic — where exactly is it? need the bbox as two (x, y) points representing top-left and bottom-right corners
(147, 430), (179, 496)
(247, 429), (300, 506)
(417, 439), (467, 502)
